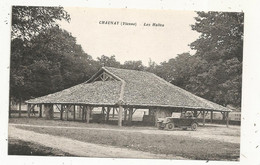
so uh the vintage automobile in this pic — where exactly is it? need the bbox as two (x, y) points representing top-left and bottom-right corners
(157, 115), (199, 131)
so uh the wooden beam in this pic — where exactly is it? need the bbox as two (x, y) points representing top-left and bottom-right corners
(27, 103), (31, 118)
(226, 112), (229, 128)
(202, 110), (205, 126)
(118, 106), (123, 127)
(115, 108), (119, 114)
(79, 106), (82, 118)
(124, 108), (127, 122)
(60, 105), (63, 120)
(128, 109), (131, 121)
(73, 105), (76, 121)
(55, 104), (61, 112)
(128, 108), (133, 125)
(210, 110), (213, 123)
(102, 107), (105, 114)
(86, 106), (90, 124)
(39, 104), (42, 118)
(18, 98), (22, 118)
(82, 106), (85, 121)
(84, 106), (87, 121)
(132, 108), (137, 115)
(106, 107), (111, 122)
(66, 105), (69, 121)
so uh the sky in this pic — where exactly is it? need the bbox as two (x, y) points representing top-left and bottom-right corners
(59, 7), (200, 66)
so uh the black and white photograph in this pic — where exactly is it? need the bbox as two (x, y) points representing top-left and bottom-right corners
(1, 0), (260, 165)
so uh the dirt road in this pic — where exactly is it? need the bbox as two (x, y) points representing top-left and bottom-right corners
(8, 125), (184, 159)
(9, 123), (240, 144)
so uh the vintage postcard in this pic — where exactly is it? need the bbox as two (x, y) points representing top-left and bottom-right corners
(1, 0), (260, 165)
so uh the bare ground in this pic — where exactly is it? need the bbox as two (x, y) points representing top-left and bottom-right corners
(9, 123), (240, 144)
(8, 125), (184, 159)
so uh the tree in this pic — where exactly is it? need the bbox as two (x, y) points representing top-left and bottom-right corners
(190, 12), (243, 63)
(147, 12), (243, 108)
(19, 27), (96, 98)
(10, 27), (97, 109)
(10, 6), (71, 116)
(146, 53), (207, 88)
(186, 12), (244, 108)
(122, 60), (145, 71)
(12, 6), (70, 40)
(97, 55), (121, 68)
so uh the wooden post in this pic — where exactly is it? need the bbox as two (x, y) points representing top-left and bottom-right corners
(73, 105), (76, 121)
(226, 112), (229, 128)
(124, 109), (127, 122)
(112, 108), (115, 118)
(118, 106), (123, 127)
(18, 98), (22, 118)
(210, 110), (213, 123)
(131, 108), (133, 122)
(60, 105), (63, 120)
(39, 104), (42, 118)
(106, 107), (111, 122)
(128, 108), (133, 125)
(50, 104), (54, 119)
(86, 106), (90, 124)
(128, 109), (131, 121)
(27, 103), (31, 117)
(85, 106), (87, 121)
(66, 105), (69, 121)
(82, 106), (85, 121)
(202, 110), (205, 126)
(102, 107), (105, 114)
(79, 106), (82, 118)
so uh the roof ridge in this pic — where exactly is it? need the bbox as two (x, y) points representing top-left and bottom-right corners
(104, 66), (149, 73)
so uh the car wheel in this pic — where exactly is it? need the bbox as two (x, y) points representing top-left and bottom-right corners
(166, 123), (174, 131)
(191, 122), (198, 131)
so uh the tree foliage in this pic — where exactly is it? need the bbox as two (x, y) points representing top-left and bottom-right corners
(12, 6), (70, 40)
(10, 27), (99, 100)
(10, 8), (243, 109)
(190, 12), (243, 63)
(122, 60), (145, 71)
(97, 55), (121, 68)
(10, 6), (95, 101)
(147, 12), (243, 108)
(187, 12), (243, 107)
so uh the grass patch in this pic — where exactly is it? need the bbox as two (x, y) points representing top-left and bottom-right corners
(16, 125), (240, 161)
(8, 138), (74, 156)
(9, 117), (151, 130)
